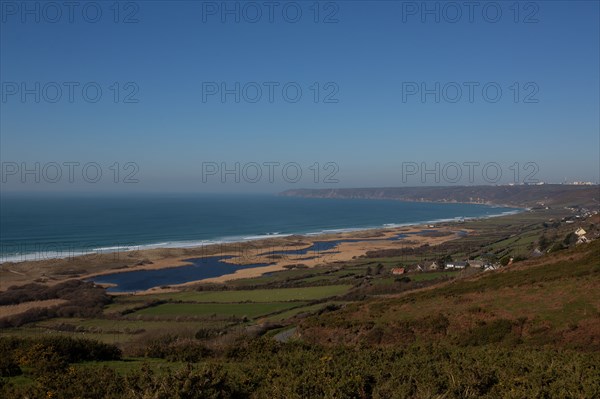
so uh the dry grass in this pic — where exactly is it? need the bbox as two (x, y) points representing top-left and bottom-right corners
(300, 240), (600, 350)
(0, 299), (68, 318)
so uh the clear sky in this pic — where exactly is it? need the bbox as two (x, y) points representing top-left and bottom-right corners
(1, 0), (599, 193)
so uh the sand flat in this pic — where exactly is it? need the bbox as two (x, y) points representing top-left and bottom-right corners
(0, 224), (468, 293)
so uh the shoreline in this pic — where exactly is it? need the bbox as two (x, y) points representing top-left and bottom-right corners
(0, 221), (472, 292)
(0, 205), (522, 265)
(93, 223), (468, 295)
(84, 223), (450, 280)
(0, 205), (524, 293)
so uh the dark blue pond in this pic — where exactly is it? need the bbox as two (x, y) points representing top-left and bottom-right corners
(91, 229), (468, 292)
(262, 232), (414, 257)
(91, 256), (272, 293)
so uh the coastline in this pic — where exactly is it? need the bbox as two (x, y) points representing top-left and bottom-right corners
(0, 205), (522, 293)
(0, 205), (521, 265)
(96, 223), (467, 294)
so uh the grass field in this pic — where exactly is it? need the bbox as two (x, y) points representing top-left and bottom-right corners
(35, 318), (230, 332)
(134, 285), (352, 303)
(0, 327), (136, 345)
(264, 301), (349, 322)
(1, 209), (599, 398)
(135, 302), (307, 318)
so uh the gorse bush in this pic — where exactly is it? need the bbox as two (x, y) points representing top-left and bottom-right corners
(459, 319), (515, 346)
(2, 332), (600, 398)
(0, 336), (121, 383)
(0, 280), (111, 327)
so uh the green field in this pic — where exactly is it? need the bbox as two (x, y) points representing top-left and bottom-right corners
(0, 327), (136, 345)
(135, 285), (352, 303)
(1, 207), (599, 398)
(34, 318), (230, 332)
(135, 302), (306, 318)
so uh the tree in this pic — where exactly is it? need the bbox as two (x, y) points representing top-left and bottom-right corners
(538, 235), (551, 250)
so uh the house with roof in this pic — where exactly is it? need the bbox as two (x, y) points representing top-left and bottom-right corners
(391, 267), (406, 275)
(574, 228), (590, 245)
(408, 264), (424, 273)
(427, 261), (440, 271)
(445, 261), (468, 270)
(483, 263), (500, 271)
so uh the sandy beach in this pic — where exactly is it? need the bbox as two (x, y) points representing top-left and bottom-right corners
(0, 223), (468, 293)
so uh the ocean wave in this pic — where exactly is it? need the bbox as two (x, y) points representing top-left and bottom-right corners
(242, 233), (291, 240)
(0, 207), (522, 264)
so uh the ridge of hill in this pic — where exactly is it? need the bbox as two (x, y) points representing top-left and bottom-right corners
(280, 184), (600, 208)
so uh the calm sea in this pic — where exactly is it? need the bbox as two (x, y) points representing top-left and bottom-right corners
(0, 194), (519, 263)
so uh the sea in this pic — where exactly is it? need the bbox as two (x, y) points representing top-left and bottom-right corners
(0, 193), (520, 265)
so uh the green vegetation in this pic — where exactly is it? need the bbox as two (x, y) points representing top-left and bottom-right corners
(135, 285), (352, 303)
(135, 302), (305, 318)
(2, 337), (599, 398)
(1, 210), (599, 397)
(0, 280), (111, 328)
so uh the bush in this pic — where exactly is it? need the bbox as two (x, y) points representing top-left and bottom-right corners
(0, 280), (111, 327)
(0, 356), (21, 378)
(2, 340), (600, 398)
(460, 319), (514, 346)
(563, 232), (577, 246)
(548, 242), (566, 253)
(0, 336), (121, 368)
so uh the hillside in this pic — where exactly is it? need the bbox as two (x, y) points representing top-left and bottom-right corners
(1, 213), (599, 398)
(299, 239), (600, 351)
(280, 184), (600, 208)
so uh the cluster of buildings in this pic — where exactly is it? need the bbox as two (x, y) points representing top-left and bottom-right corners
(563, 206), (598, 219)
(389, 216), (598, 278)
(565, 181), (596, 185)
(575, 227), (589, 245)
(392, 258), (499, 275)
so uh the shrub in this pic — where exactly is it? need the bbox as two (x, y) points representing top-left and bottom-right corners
(4, 336), (118, 378)
(0, 280), (111, 327)
(0, 356), (21, 377)
(460, 319), (514, 346)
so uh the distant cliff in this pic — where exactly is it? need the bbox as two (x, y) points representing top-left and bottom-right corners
(279, 185), (600, 208)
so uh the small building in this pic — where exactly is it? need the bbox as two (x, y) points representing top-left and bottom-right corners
(427, 261), (440, 271)
(445, 261), (468, 270)
(576, 236), (589, 245)
(391, 267), (406, 275)
(575, 228), (587, 237)
(409, 264), (424, 273)
(531, 248), (543, 257)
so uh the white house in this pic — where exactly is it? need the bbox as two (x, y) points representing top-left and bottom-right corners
(575, 228), (587, 237)
(427, 261), (440, 271)
(445, 261), (468, 270)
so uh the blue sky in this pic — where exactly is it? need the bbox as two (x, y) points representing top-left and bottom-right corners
(1, 0), (599, 193)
